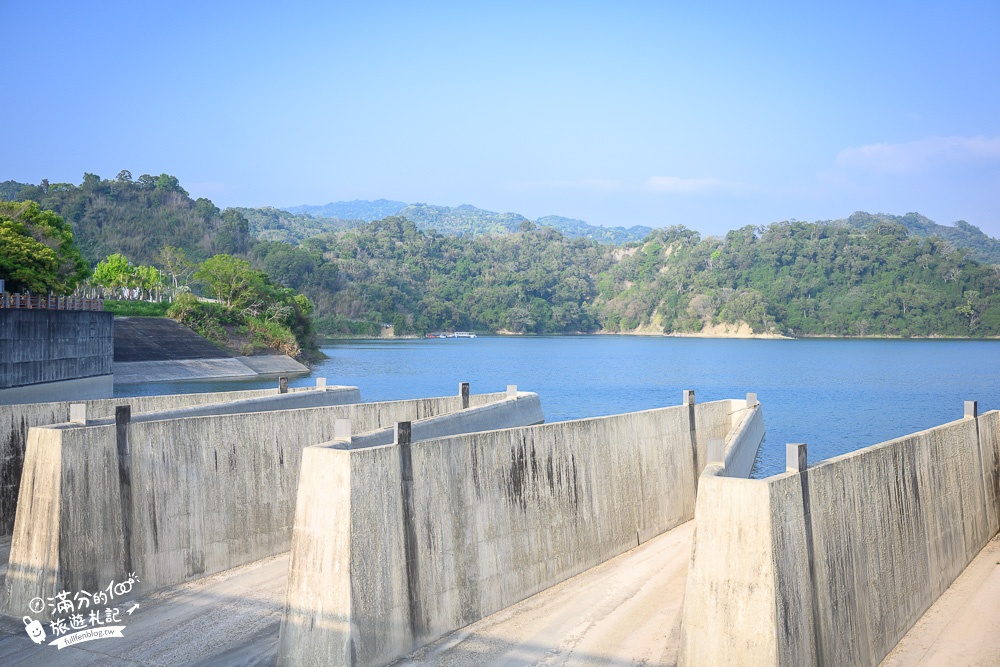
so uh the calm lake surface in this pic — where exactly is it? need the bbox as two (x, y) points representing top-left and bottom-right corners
(117, 336), (1000, 478)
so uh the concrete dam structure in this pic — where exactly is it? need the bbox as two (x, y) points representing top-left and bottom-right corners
(3, 385), (543, 619)
(2, 380), (996, 666)
(0, 382), (360, 538)
(278, 394), (765, 666)
(0, 309), (114, 405)
(680, 401), (1000, 667)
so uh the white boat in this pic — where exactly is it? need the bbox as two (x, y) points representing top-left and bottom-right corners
(453, 331), (477, 338)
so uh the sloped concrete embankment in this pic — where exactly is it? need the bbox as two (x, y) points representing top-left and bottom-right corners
(1, 388), (530, 618)
(113, 316), (310, 383)
(278, 395), (764, 667)
(679, 404), (1000, 667)
(0, 384), (358, 538)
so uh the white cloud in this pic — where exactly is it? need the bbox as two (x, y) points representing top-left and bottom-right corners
(836, 136), (1000, 174)
(644, 176), (754, 196)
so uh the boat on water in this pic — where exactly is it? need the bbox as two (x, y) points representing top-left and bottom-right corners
(425, 331), (478, 338)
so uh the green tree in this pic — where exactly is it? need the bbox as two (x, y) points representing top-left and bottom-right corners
(194, 254), (262, 308)
(0, 201), (88, 294)
(135, 264), (165, 300)
(92, 253), (136, 298)
(156, 245), (195, 289)
(154, 173), (188, 195)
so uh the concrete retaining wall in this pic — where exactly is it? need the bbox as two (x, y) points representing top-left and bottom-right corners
(679, 407), (1000, 667)
(0, 384), (357, 537)
(2, 389), (528, 617)
(279, 396), (764, 667)
(0, 309), (114, 398)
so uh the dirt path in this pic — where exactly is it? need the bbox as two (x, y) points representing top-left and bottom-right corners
(881, 533), (1000, 667)
(394, 520), (695, 667)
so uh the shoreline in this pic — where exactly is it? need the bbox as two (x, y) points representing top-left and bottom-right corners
(318, 331), (1000, 342)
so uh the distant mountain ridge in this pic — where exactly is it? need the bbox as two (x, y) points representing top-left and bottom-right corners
(285, 199), (406, 221)
(286, 200), (654, 244)
(259, 199), (1000, 255)
(831, 211), (1000, 264)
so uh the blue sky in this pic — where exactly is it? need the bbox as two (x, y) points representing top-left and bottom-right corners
(3, 1), (999, 236)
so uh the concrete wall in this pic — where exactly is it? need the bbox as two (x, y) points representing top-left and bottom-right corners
(680, 408), (1000, 667)
(279, 397), (764, 667)
(2, 389), (527, 617)
(0, 384), (357, 537)
(0, 309), (114, 399)
(344, 390), (544, 449)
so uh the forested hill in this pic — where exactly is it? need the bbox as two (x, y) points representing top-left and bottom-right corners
(278, 217), (998, 338)
(286, 199), (406, 221)
(833, 211), (1000, 264)
(9, 173), (251, 265)
(6, 173), (1000, 338)
(276, 200), (653, 244)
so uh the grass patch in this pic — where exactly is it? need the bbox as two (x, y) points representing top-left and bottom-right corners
(104, 300), (171, 317)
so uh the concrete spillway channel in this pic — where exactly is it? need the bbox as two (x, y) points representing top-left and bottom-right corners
(279, 394), (764, 666)
(5, 388), (998, 667)
(0, 388), (759, 664)
(680, 401), (1000, 667)
(0, 384), (543, 663)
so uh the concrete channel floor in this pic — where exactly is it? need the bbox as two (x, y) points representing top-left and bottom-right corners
(393, 520), (695, 667)
(0, 521), (696, 667)
(0, 539), (288, 666)
(881, 532), (1000, 667)
(4, 522), (994, 666)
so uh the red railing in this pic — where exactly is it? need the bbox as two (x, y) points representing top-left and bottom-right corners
(0, 293), (104, 311)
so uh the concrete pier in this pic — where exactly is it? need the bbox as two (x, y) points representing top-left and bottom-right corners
(0, 383), (360, 538)
(278, 395), (764, 667)
(679, 404), (1000, 667)
(2, 388), (538, 618)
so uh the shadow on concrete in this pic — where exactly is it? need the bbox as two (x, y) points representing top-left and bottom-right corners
(114, 318), (230, 363)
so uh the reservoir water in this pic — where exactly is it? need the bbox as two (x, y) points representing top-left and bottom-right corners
(117, 336), (1000, 477)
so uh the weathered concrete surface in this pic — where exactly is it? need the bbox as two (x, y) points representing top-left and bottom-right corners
(0, 386), (356, 538)
(113, 358), (258, 383)
(0, 375), (114, 407)
(0, 310), (114, 404)
(120, 385), (360, 424)
(279, 398), (763, 667)
(2, 390), (525, 617)
(0, 310), (113, 390)
(0, 550), (289, 666)
(0, 516), (692, 666)
(113, 316), (309, 383)
(237, 355), (310, 376)
(114, 355), (311, 384)
(881, 533), (1000, 666)
(680, 409), (1000, 667)
(113, 316), (230, 362)
(395, 519), (695, 667)
(345, 391), (544, 449)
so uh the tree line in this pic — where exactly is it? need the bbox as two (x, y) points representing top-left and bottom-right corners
(5, 172), (1000, 339)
